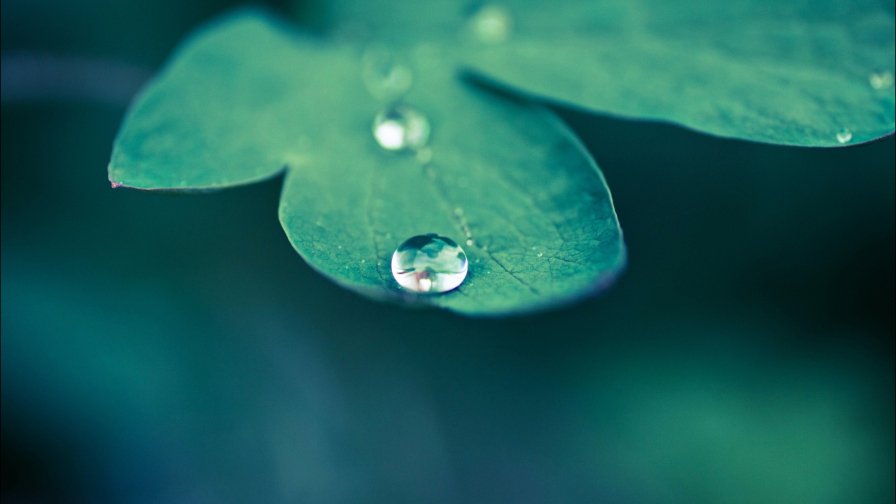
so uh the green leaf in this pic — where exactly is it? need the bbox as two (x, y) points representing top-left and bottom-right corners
(327, 0), (896, 146)
(108, 9), (626, 316)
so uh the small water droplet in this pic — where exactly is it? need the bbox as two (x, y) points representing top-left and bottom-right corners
(467, 4), (512, 44)
(391, 234), (468, 293)
(372, 105), (431, 151)
(869, 70), (894, 90)
(836, 128), (853, 144)
(453, 207), (464, 217)
(362, 47), (413, 101)
(466, 238), (474, 246)
(536, 252), (544, 257)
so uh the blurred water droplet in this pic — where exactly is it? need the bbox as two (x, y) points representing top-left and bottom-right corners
(391, 234), (468, 293)
(466, 238), (474, 246)
(362, 47), (413, 100)
(869, 70), (894, 90)
(536, 252), (544, 257)
(467, 4), (512, 44)
(836, 128), (853, 144)
(372, 105), (431, 151)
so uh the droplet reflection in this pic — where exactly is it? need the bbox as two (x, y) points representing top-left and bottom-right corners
(836, 128), (853, 144)
(362, 47), (413, 100)
(869, 70), (894, 91)
(467, 4), (512, 44)
(372, 105), (431, 151)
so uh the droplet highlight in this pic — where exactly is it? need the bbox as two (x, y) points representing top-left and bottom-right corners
(372, 105), (431, 151)
(362, 47), (413, 101)
(467, 4), (512, 44)
(836, 128), (853, 144)
(391, 234), (468, 293)
(869, 70), (894, 91)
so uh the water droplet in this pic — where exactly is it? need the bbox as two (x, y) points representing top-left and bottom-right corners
(536, 252), (544, 257)
(372, 105), (431, 151)
(453, 207), (464, 217)
(362, 47), (413, 101)
(836, 128), (853, 144)
(391, 234), (468, 293)
(467, 4), (512, 44)
(869, 70), (894, 90)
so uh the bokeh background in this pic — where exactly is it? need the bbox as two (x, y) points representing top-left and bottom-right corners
(2, 1), (894, 502)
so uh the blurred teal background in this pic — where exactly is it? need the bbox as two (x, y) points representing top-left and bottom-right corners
(2, 1), (894, 503)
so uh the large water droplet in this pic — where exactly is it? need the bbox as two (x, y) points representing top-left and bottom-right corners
(372, 105), (431, 151)
(869, 70), (894, 90)
(391, 234), (468, 293)
(362, 47), (413, 100)
(836, 128), (853, 144)
(467, 4), (512, 44)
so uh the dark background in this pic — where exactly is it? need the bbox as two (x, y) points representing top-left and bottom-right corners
(2, 1), (894, 502)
